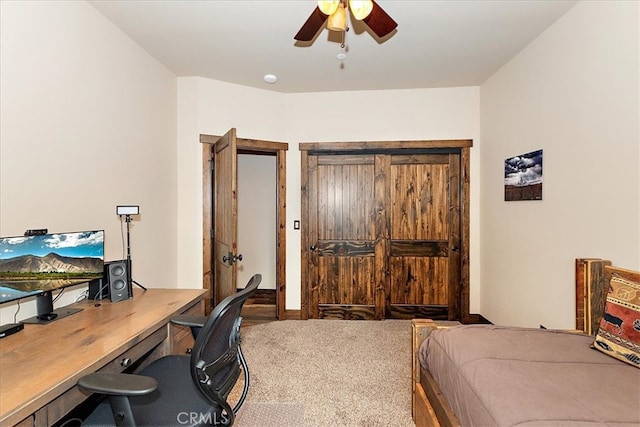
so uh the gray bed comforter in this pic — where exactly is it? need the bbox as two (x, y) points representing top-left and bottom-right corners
(419, 325), (640, 426)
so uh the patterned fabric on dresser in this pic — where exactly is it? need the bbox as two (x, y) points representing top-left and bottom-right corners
(593, 274), (640, 367)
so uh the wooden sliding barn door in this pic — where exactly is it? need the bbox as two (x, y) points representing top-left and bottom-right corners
(306, 154), (382, 319)
(388, 153), (461, 320)
(301, 141), (471, 321)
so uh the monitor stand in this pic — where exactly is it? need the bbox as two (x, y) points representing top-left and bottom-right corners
(21, 291), (83, 324)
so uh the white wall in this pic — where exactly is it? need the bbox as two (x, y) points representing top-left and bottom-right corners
(10, 0), (629, 327)
(283, 88), (481, 311)
(0, 1), (177, 323)
(480, 0), (639, 328)
(176, 78), (287, 291)
(177, 80), (481, 311)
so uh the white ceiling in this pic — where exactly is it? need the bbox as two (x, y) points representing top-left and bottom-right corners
(89, 0), (577, 93)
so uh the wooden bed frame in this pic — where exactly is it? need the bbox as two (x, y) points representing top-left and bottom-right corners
(411, 318), (460, 427)
(411, 258), (636, 427)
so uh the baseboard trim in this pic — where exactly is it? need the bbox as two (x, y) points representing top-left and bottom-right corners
(285, 310), (301, 320)
(280, 310), (491, 323)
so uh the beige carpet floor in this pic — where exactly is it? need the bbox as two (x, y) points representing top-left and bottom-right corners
(232, 319), (415, 427)
(234, 402), (305, 426)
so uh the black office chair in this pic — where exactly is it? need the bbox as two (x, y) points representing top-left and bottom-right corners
(78, 274), (261, 427)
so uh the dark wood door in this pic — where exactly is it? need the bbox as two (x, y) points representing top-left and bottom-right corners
(301, 141), (470, 321)
(202, 132), (289, 318)
(387, 153), (461, 320)
(306, 154), (382, 319)
(212, 128), (238, 305)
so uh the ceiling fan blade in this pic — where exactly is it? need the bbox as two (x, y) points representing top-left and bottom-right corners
(294, 7), (329, 41)
(362, 0), (398, 38)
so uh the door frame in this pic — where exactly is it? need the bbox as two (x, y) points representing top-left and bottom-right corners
(201, 133), (288, 319)
(300, 139), (472, 321)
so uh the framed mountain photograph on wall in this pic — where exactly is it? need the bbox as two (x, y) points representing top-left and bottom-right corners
(504, 149), (543, 201)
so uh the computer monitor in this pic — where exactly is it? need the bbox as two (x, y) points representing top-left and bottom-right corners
(0, 230), (104, 323)
(0, 286), (42, 305)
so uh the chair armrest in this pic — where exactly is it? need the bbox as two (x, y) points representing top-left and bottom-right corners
(78, 372), (158, 396)
(171, 315), (208, 329)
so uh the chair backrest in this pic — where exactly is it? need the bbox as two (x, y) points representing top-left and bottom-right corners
(189, 274), (261, 425)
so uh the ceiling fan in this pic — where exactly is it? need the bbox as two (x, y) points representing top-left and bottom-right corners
(294, 0), (398, 42)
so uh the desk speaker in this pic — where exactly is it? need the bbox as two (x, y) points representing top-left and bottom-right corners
(105, 260), (130, 302)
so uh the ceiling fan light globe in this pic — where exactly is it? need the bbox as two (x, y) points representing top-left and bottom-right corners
(318, 0), (339, 16)
(349, 0), (373, 20)
(327, 3), (347, 31)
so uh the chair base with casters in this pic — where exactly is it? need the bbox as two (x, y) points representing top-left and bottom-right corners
(78, 274), (261, 427)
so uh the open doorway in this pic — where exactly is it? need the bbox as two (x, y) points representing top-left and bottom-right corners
(237, 152), (277, 324)
(201, 132), (288, 321)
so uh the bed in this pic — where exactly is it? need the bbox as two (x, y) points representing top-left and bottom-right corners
(411, 260), (640, 427)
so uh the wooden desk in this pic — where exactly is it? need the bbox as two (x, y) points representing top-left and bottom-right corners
(0, 288), (206, 427)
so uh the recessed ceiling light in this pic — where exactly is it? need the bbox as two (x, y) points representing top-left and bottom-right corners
(263, 74), (278, 84)
(337, 53), (346, 60)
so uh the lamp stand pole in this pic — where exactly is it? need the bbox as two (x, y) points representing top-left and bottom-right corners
(124, 214), (147, 292)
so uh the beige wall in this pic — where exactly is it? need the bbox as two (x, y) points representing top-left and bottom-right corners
(480, 0), (639, 328)
(4, 0), (636, 328)
(283, 88), (482, 311)
(175, 78), (287, 293)
(0, 1), (177, 322)
(177, 81), (481, 311)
